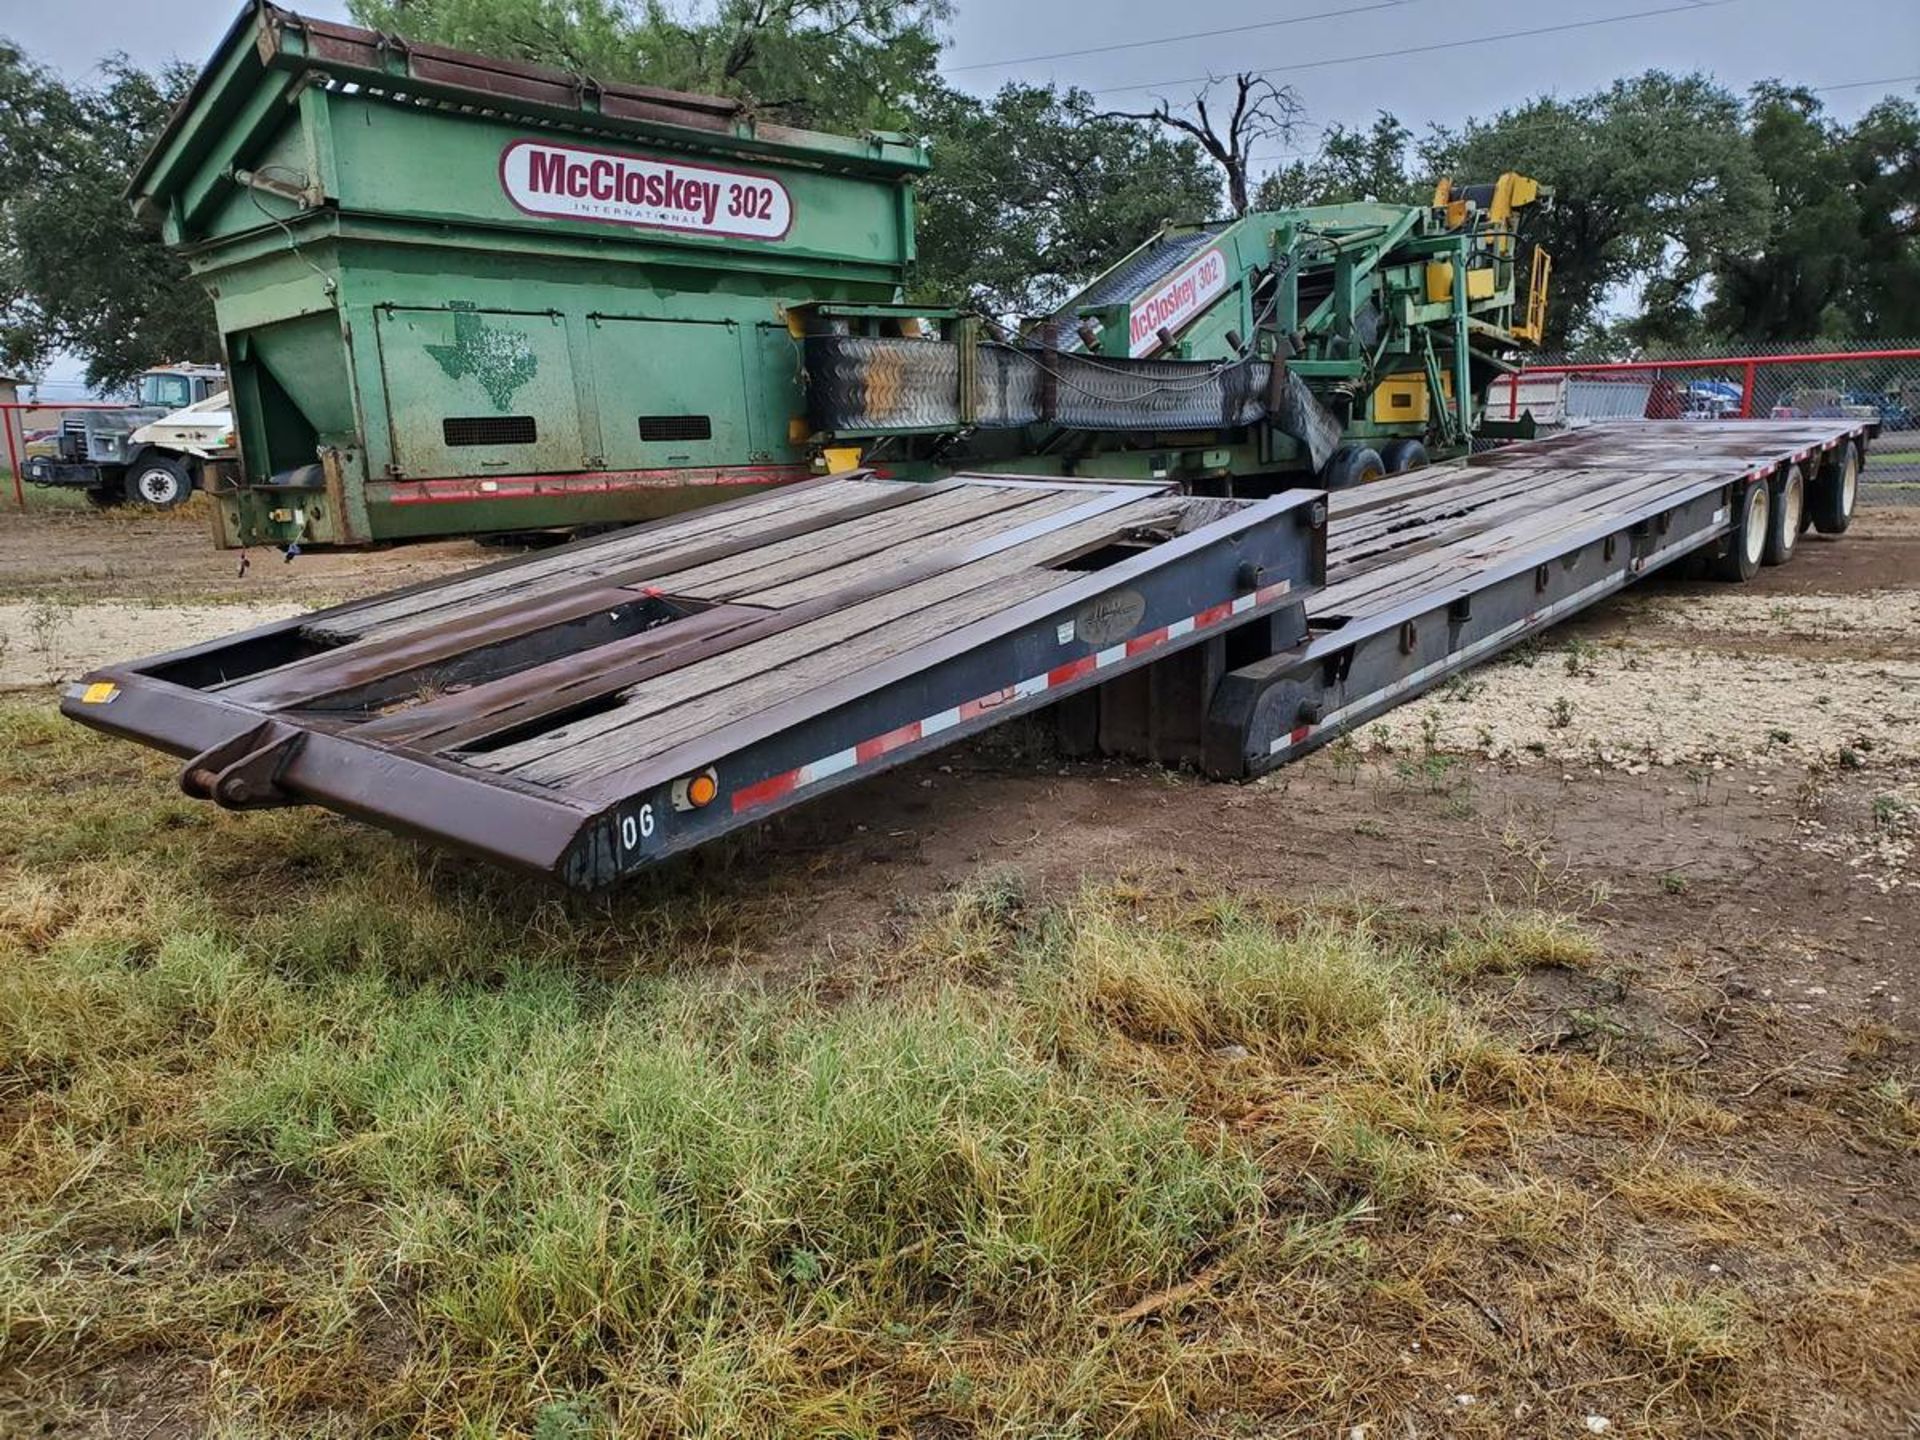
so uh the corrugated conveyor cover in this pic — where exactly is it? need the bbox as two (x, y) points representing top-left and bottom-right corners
(805, 335), (1271, 433)
(1063, 224), (1232, 315)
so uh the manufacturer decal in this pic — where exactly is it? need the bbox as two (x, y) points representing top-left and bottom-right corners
(1129, 246), (1228, 357)
(500, 139), (792, 240)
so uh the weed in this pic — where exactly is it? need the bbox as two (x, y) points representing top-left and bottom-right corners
(1546, 696), (1575, 730)
(25, 597), (70, 682)
(1563, 636), (1599, 677)
(1661, 873), (1690, 895)
(1593, 1276), (1759, 1376)
(1871, 793), (1913, 834)
(1328, 733), (1361, 785)
(1395, 751), (1462, 796)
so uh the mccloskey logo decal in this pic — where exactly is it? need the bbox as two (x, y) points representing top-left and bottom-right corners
(1129, 247), (1228, 357)
(500, 140), (793, 240)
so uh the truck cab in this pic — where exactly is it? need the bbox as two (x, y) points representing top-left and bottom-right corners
(24, 364), (229, 507)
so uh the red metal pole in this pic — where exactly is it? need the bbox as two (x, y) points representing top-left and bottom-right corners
(1739, 361), (1756, 419)
(3, 405), (24, 513)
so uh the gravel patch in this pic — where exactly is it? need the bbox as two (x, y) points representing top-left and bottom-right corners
(0, 600), (305, 689)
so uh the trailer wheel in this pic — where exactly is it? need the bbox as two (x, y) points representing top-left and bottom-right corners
(1321, 445), (1387, 490)
(126, 455), (193, 509)
(1762, 464), (1804, 567)
(1809, 443), (1858, 535)
(1379, 438), (1429, 475)
(1711, 479), (1769, 583)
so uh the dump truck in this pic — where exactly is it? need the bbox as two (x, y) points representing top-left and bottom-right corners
(24, 364), (227, 507)
(131, 4), (1551, 550)
(66, 5), (1876, 886)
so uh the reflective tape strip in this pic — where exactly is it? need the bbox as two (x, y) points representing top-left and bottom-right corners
(732, 581), (1292, 814)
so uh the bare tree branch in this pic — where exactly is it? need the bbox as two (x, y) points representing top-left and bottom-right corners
(1108, 73), (1304, 215)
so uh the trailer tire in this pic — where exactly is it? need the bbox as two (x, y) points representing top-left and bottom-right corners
(126, 454), (194, 509)
(1809, 444), (1858, 536)
(1710, 478), (1769, 583)
(1762, 464), (1804, 567)
(1379, 438), (1429, 475)
(1321, 445), (1386, 490)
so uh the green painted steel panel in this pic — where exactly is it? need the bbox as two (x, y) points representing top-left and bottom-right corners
(374, 307), (585, 479)
(586, 318), (753, 470)
(326, 96), (913, 275)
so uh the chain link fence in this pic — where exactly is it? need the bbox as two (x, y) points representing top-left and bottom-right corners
(1493, 342), (1920, 504)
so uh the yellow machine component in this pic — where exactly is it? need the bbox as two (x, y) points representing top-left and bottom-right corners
(1371, 371), (1429, 424)
(1423, 260), (1498, 305)
(1514, 245), (1554, 344)
(1369, 369), (1452, 425)
(820, 445), (864, 473)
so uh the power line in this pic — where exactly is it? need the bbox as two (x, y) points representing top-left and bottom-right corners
(947, 1), (1418, 74)
(1811, 73), (1920, 93)
(1089, 0), (1741, 96)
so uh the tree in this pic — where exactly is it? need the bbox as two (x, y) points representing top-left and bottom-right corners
(1705, 88), (1920, 341)
(1108, 73), (1302, 216)
(1430, 73), (1771, 349)
(1254, 112), (1424, 211)
(0, 44), (217, 390)
(352, 0), (1220, 314)
(349, 0), (950, 134)
(913, 84), (1220, 313)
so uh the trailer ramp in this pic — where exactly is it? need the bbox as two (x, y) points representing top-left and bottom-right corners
(63, 473), (1324, 887)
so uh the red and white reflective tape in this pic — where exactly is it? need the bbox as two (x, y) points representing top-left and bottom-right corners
(731, 581), (1291, 815)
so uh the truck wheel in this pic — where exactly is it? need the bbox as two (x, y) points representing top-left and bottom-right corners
(1710, 478), (1769, 583)
(83, 485), (125, 509)
(1321, 445), (1386, 490)
(1762, 464), (1804, 567)
(1809, 443), (1858, 535)
(1379, 438), (1429, 475)
(126, 455), (193, 508)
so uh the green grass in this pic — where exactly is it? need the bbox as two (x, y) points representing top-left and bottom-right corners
(0, 696), (1910, 1436)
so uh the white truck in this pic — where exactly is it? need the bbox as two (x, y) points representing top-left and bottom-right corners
(24, 363), (232, 508)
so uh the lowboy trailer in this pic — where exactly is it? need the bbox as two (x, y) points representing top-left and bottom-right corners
(62, 419), (1872, 888)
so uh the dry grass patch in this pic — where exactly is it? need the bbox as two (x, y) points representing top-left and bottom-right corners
(0, 695), (1911, 1436)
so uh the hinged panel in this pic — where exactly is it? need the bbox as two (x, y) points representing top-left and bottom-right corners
(374, 306), (584, 478)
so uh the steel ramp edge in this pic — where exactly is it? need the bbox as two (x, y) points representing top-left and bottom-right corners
(1205, 420), (1874, 778)
(62, 488), (1327, 888)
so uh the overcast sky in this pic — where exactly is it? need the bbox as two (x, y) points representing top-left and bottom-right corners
(7, 0), (1918, 391)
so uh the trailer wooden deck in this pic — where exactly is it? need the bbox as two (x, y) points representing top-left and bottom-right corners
(62, 420), (1875, 887)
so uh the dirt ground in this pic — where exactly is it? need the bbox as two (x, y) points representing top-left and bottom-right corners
(0, 493), (1915, 1434)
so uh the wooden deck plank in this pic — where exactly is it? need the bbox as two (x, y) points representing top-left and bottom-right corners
(561, 569), (1076, 784)
(650, 484), (1045, 602)
(468, 496), (1188, 781)
(308, 477), (912, 642)
(743, 489), (1091, 607)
